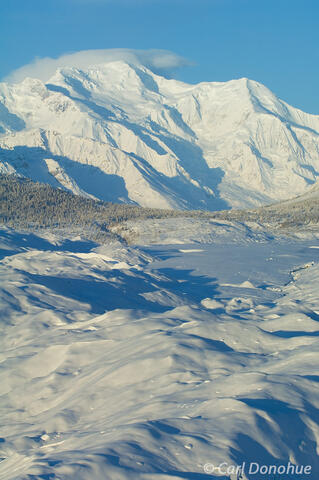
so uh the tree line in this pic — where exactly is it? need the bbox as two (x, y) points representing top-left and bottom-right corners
(1, 174), (318, 244)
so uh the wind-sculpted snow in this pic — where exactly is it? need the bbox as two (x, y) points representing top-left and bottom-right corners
(1, 226), (319, 479)
(1, 62), (319, 209)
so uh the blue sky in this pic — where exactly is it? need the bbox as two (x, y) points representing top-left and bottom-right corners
(1, 0), (318, 113)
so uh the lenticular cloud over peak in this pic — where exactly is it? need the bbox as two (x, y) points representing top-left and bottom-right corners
(3, 48), (191, 84)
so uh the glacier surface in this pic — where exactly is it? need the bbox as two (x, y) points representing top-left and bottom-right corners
(1, 225), (319, 479)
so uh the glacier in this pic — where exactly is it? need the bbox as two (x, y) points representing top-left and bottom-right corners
(1, 225), (319, 479)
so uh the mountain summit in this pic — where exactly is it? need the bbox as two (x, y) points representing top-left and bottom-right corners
(1, 61), (319, 210)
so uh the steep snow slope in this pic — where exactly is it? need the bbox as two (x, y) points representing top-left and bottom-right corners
(1, 227), (319, 479)
(1, 61), (319, 209)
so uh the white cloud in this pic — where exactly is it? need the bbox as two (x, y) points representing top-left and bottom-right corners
(4, 49), (191, 84)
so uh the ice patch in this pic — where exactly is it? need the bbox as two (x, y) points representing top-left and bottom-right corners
(179, 248), (204, 253)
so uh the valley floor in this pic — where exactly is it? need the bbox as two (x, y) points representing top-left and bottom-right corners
(1, 225), (319, 479)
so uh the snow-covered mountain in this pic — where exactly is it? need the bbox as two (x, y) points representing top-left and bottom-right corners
(1, 61), (319, 209)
